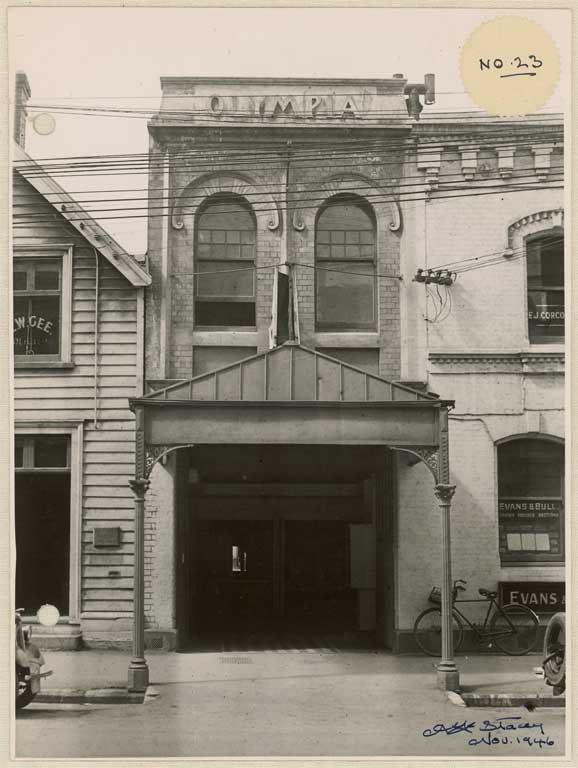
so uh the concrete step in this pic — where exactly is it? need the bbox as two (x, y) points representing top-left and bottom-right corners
(30, 625), (83, 651)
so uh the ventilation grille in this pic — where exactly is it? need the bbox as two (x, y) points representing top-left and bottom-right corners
(220, 656), (253, 664)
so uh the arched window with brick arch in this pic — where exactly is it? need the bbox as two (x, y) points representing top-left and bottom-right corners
(526, 231), (564, 344)
(497, 437), (564, 564)
(315, 194), (376, 331)
(195, 194), (256, 328)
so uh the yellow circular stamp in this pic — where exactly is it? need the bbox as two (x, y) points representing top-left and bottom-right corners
(460, 16), (560, 116)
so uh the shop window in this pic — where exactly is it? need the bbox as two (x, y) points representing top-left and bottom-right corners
(498, 438), (564, 564)
(527, 233), (564, 344)
(315, 196), (376, 331)
(195, 195), (256, 328)
(13, 247), (72, 364)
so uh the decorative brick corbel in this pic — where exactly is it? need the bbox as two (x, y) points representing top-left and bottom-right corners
(459, 144), (479, 181)
(497, 146), (516, 180)
(417, 147), (441, 193)
(531, 144), (555, 182)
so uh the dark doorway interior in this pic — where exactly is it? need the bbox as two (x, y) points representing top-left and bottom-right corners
(284, 520), (353, 629)
(197, 519), (275, 630)
(15, 473), (70, 615)
(177, 444), (394, 650)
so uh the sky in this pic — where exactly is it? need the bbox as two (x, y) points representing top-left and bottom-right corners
(8, 6), (570, 254)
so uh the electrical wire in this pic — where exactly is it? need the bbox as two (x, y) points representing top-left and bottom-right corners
(12, 179), (564, 226)
(12, 169), (564, 218)
(14, 132), (563, 178)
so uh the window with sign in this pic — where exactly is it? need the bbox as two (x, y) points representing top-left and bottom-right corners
(194, 195), (256, 328)
(498, 438), (564, 564)
(527, 233), (564, 344)
(315, 195), (376, 331)
(13, 247), (72, 364)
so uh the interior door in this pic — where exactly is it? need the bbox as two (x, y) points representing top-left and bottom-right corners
(197, 520), (275, 630)
(284, 520), (354, 630)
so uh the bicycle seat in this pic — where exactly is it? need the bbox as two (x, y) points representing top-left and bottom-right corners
(478, 588), (498, 599)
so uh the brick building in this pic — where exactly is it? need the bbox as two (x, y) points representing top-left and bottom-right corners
(13, 74), (564, 692)
(130, 75), (564, 682)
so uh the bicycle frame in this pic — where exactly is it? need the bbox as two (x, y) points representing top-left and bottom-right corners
(451, 596), (519, 642)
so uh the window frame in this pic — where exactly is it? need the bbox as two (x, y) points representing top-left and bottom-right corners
(194, 196), (257, 330)
(14, 423), (83, 621)
(524, 230), (564, 347)
(314, 196), (377, 332)
(497, 436), (564, 566)
(13, 245), (73, 367)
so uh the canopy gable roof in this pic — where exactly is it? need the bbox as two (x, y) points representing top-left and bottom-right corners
(142, 344), (441, 404)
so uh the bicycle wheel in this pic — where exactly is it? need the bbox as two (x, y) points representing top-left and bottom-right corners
(490, 604), (539, 655)
(543, 612), (565, 687)
(413, 607), (464, 657)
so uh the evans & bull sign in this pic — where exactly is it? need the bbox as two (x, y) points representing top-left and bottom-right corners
(499, 581), (565, 613)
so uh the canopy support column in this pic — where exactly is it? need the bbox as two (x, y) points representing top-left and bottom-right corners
(434, 482), (458, 691)
(128, 405), (150, 692)
(435, 405), (459, 691)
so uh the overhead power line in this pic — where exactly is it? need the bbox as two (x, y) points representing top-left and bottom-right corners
(13, 181), (564, 227)
(15, 130), (563, 170)
(17, 127), (563, 167)
(14, 143), (563, 184)
(12, 169), (564, 212)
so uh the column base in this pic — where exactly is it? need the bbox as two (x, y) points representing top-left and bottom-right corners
(436, 663), (460, 692)
(128, 659), (149, 692)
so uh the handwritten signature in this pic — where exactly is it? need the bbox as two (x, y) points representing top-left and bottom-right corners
(423, 717), (554, 748)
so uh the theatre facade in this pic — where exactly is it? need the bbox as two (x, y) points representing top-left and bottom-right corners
(125, 75), (565, 680)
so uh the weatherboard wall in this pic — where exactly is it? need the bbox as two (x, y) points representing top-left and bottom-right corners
(13, 173), (140, 644)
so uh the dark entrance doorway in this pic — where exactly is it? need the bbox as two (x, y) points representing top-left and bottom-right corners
(196, 517), (354, 634)
(177, 444), (395, 649)
(197, 519), (275, 630)
(15, 473), (71, 616)
(15, 434), (71, 617)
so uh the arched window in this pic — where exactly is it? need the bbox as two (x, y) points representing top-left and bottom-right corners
(498, 438), (564, 564)
(527, 233), (564, 344)
(315, 196), (376, 331)
(195, 195), (256, 327)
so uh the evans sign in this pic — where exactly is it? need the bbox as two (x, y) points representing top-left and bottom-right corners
(499, 581), (565, 613)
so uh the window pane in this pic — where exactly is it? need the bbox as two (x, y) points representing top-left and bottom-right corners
(316, 262), (375, 329)
(528, 289), (564, 342)
(498, 439), (563, 497)
(15, 439), (24, 468)
(34, 436), (69, 468)
(13, 295), (60, 356)
(498, 439), (564, 563)
(13, 270), (27, 291)
(527, 236), (563, 288)
(195, 301), (256, 327)
(34, 266), (60, 290)
(317, 200), (374, 232)
(198, 199), (255, 232)
(196, 261), (254, 298)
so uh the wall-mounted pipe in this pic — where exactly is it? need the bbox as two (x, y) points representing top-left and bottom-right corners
(93, 248), (100, 427)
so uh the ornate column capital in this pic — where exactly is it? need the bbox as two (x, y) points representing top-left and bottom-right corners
(434, 483), (456, 504)
(129, 477), (151, 498)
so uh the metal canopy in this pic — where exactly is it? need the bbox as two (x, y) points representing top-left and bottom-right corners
(130, 343), (453, 479)
(139, 343), (441, 404)
(126, 342), (460, 694)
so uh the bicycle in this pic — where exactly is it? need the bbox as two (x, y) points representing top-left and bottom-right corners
(413, 579), (540, 657)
